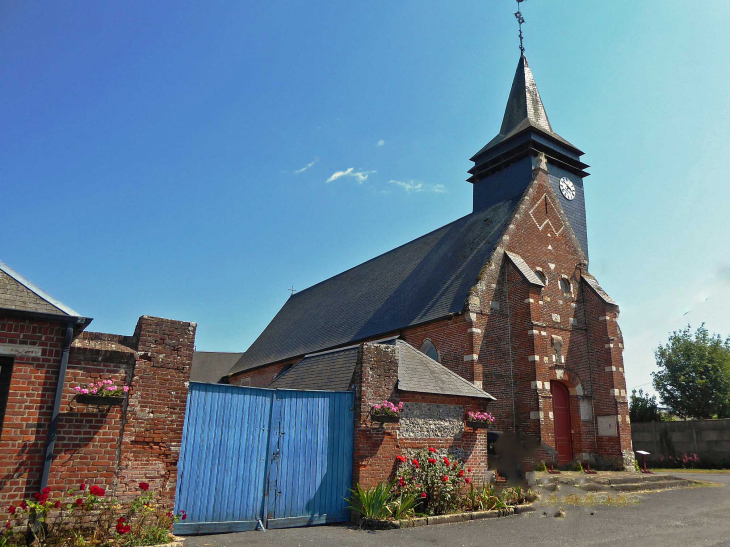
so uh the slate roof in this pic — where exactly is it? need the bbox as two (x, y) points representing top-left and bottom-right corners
(0, 261), (85, 318)
(267, 346), (359, 391)
(230, 197), (521, 375)
(191, 351), (245, 384)
(582, 274), (618, 306)
(505, 252), (544, 287)
(472, 55), (579, 159)
(396, 341), (494, 399)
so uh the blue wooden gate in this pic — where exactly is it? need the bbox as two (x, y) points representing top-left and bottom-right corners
(173, 383), (354, 535)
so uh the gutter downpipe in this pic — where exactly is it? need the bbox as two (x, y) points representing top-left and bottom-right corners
(40, 322), (74, 490)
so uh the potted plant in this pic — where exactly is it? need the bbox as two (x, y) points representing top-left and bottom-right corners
(74, 380), (130, 405)
(371, 400), (403, 423)
(465, 411), (495, 429)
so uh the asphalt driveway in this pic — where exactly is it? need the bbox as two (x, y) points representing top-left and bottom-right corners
(182, 472), (730, 547)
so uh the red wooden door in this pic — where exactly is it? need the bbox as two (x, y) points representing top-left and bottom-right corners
(551, 382), (573, 464)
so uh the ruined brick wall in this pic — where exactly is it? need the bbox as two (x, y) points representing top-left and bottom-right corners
(116, 316), (196, 503)
(352, 343), (490, 489)
(0, 314), (196, 507)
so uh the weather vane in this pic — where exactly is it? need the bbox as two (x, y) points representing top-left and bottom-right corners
(515, 0), (526, 55)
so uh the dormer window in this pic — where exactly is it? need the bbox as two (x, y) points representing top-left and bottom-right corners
(420, 339), (439, 362)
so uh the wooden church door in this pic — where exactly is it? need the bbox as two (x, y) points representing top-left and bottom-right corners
(551, 381), (573, 464)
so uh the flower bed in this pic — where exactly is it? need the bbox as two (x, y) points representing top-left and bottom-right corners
(347, 446), (537, 527)
(465, 411), (494, 429)
(1, 482), (185, 547)
(370, 400), (403, 422)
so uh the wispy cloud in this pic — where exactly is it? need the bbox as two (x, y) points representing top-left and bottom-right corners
(388, 180), (447, 194)
(377, 139), (385, 147)
(389, 179), (422, 192)
(294, 158), (318, 174)
(326, 168), (375, 184)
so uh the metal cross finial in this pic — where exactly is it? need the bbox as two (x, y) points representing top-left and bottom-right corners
(515, 0), (526, 55)
(288, 285), (297, 296)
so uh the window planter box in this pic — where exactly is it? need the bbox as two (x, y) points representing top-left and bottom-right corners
(465, 420), (491, 429)
(371, 414), (399, 423)
(77, 394), (125, 406)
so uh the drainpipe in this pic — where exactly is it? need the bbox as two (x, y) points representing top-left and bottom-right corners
(40, 323), (74, 490)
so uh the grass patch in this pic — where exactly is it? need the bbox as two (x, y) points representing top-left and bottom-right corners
(543, 493), (639, 507)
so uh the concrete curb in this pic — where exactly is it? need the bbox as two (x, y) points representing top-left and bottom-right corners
(361, 504), (533, 530)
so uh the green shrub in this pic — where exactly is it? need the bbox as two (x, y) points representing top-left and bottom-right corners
(347, 481), (394, 520)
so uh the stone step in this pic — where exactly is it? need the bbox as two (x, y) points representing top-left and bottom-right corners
(580, 479), (692, 492)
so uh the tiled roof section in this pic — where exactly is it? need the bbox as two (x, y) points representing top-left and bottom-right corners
(505, 251), (544, 287)
(0, 263), (78, 316)
(473, 55), (577, 158)
(396, 341), (495, 400)
(230, 198), (520, 375)
(582, 274), (618, 306)
(268, 347), (359, 391)
(191, 352), (245, 384)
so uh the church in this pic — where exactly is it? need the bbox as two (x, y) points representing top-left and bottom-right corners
(223, 53), (635, 472)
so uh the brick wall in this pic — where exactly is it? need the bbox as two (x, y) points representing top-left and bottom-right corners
(0, 314), (196, 507)
(351, 343), (490, 489)
(0, 317), (66, 504)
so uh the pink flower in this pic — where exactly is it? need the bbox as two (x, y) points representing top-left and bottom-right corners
(105, 386), (116, 391)
(122, 386), (130, 393)
(90, 388), (98, 394)
(81, 388), (89, 394)
(97, 381), (104, 387)
(74, 386), (82, 392)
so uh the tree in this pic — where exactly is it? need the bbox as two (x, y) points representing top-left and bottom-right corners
(629, 388), (661, 422)
(652, 324), (730, 419)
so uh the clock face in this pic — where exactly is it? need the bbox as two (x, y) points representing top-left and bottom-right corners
(559, 177), (576, 200)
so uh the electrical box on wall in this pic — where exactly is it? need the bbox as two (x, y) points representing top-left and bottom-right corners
(597, 415), (618, 437)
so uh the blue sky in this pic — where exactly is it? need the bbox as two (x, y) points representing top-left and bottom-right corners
(2, 1), (729, 399)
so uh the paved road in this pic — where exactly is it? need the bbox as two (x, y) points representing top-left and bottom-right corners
(183, 473), (730, 547)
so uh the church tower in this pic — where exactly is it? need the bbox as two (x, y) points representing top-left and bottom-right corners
(468, 55), (591, 259)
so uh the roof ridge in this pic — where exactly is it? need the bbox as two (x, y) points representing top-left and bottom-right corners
(0, 260), (82, 317)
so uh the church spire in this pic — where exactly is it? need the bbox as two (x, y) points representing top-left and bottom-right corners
(500, 54), (552, 137)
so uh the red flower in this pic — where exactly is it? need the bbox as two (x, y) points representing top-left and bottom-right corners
(465, 477), (471, 484)
(89, 486), (105, 497)
(38, 493), (49, 504)
(413, 461), (420, 469)
(441, 475), (448, 482)
(420, 492), (427, 498)
(458, 470), (464, 477)
(117, 517), (126, 524)
(453, 462), (458, 469)
(8, 506), (15, 515)
(79, 483), (86, 491)
(75, 499), (83, 506)
(167, 511), (173, 519)
(41, 487), (50, 495)
(396, 456), (406, 463)
(468, 468), (472, 473)
(55, 501), (61, 509)
(411, 459), (418, 465)
(443, 457), (450, 467)
(427, 458), (436, 465)
(116, 521), (131, 535)
(33, 493), (40, 500)
(5, 521), (10, 530)
(139, 482), (150, 491)
(19, 502), (27, 510)
(182, 514), (187, 521)
(428, 447), (437, 453)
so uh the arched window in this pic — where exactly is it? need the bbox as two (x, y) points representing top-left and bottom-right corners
(559, 277), (572, 295)
(535, 269), (547, 286)
(420, 339), (439, 362)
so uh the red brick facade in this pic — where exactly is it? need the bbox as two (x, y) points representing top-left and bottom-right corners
(0, 314), (196, 507)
